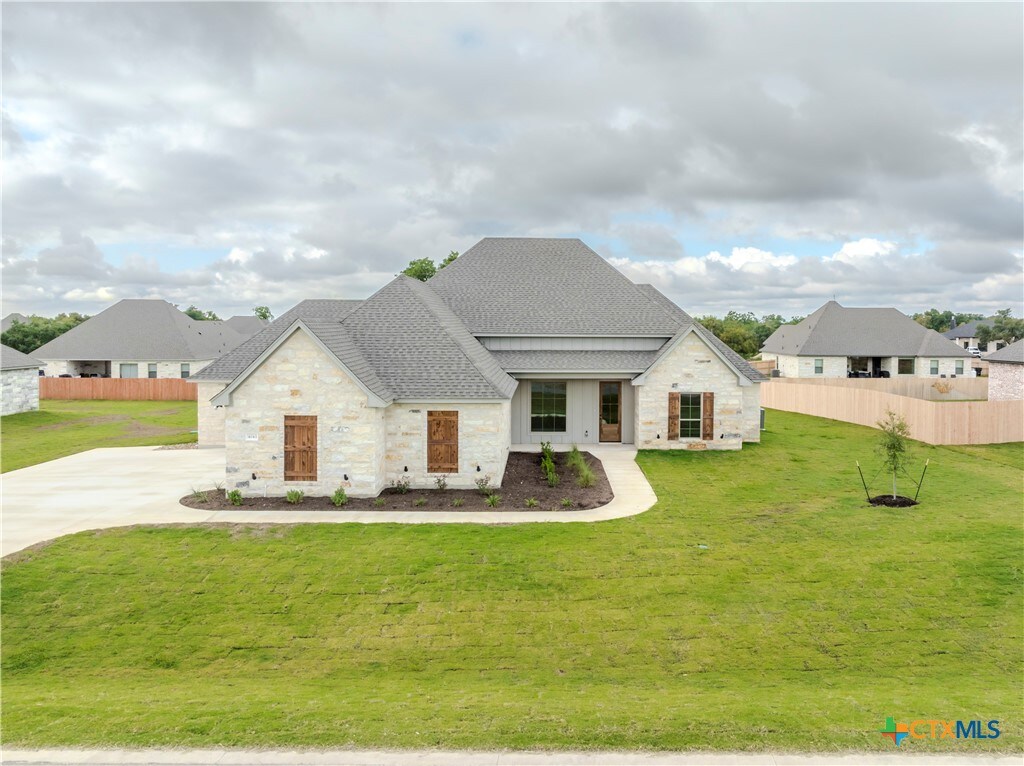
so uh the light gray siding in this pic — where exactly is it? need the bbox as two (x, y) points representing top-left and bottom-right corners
(510, 377), (634, 444)
(479, 336), (667, 351)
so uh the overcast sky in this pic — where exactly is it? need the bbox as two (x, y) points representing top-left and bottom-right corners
(3, 3), (1022, 320)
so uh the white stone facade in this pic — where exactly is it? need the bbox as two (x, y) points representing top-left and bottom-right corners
(221, 328), (512, 497)
(762, 353), (975, 379)
(41, 359), (211, 378)
(634, 332), (760, 451)
(384, 401), (510, 490)
(1, 367), (40, 416)
(196, 381), (228, 446)
(988, 363), (1024, 401)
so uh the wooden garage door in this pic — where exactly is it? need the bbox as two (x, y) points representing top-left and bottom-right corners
(427, 410), (458, 473)
(284, 415), (317, 482)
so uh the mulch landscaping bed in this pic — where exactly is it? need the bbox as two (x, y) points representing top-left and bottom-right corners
(869, 494), (919, 507)
(180, 451), (612, 512)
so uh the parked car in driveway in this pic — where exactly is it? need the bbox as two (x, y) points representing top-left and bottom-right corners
(967, 347), (982, 357)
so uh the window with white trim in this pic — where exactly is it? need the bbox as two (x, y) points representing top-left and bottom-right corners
(955, 360), (964, 375)
(814, 359), (823, 375)
(929, 359), (939, 375)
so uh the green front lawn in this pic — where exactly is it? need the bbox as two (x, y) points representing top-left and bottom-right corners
(1, 399), (197, 472)
(2, 411), (1020, 751)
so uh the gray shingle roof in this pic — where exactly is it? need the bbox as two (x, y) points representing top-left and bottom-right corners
(490, 350), (657, 373)
(428, 238), (681, 336)
(192, 300), (363, 381)
(224, 315), (270, 336)
(341, 277), (517, 400)
(761, 301), (971, 358)
(31, 300), (257, 362)
(943, 319), (994, 340)
(1, 313), (29, 333)
(985, 339), (1024, 364)
(1, 343), (42, 370)
(636, 283), (768, 382)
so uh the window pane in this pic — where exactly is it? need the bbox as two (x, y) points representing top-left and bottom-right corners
(679, 393), (702, 438)
(531, 381), (567, 432)
(181, 363), (190, 379)
(930, 360), (939, 374)
(120, 363), (138, 379)
(898, 358), (914, 374)
(955, 361), (964, 374)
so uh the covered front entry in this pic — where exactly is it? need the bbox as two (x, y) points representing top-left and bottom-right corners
(509, 378), (634, 445)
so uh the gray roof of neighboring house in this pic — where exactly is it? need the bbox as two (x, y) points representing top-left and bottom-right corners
(224, 315), (270, 336)
(985, 338), (1024, 365)
(192, 300), (364, 381)
(1, 313), (29, 333)
(490, 350), (658, 373)
(0, 343), (42, 370)
(943, 319), (994, 340)
(761, 301), (971, 358)
(31, 300), (259, 362)
(636, 283), (768, 382)
(428, 238), (682, 336)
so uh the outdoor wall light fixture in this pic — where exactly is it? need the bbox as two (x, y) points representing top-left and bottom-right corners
(476, 465), (481, 472)
(656, 434), (661, 439)
(251, 472), (257, 480)
(404, 466), (408, 472)
(343, 474), (348, 481)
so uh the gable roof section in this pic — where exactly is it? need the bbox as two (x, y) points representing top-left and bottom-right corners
(1, 343), (42, 370)
(1, 313), (29, 333)
(635, 283), (767, 383)
(490, 350), (657, 374)
(761, 301), (971, 358)
(192, 300), (363, 381)
(341, 277), (517, 400)
(31, 300), (252, 362)
(224, 315), (270, 336)
(943, 318), (994, 340)
(428, 238), (681, 336)
(985, 338), (1024, 364)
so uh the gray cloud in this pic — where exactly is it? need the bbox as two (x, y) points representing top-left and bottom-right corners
(1, 2), (1020, 318)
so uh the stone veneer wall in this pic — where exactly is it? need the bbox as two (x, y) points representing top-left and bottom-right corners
(224, 329), (386, 497)
(197, 381), (228, 446)
(988, 363), (1024, 401)
(384, 401), (511, 490)
(761, 354), (974, 379)
(1, 367), (39, 415)
(635, 332), (759, 451)
(41, 359), (212, 378)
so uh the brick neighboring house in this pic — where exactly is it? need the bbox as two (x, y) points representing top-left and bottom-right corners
(1, 344), (42, 416)
(760, 301), (973, 379)
(32, 299), (267, 379)
(985, 340), (1024, 401)
(193, 238), (767, 498)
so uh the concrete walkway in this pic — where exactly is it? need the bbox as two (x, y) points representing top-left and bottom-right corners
(2, 749), (1016, 765)
(1, 446), (656, 556)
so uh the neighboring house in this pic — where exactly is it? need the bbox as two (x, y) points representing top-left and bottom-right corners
(32, 299), (267, 379)
(1, 313), (29, 333)
(985, 339), (1024, 401)
(1, 344), (42, 416)
(193, 238), (766, 498)
(942, 319), (1008, 355)
(761, 301), (973, 379)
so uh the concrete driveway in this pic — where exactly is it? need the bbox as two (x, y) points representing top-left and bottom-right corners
(2, 446), (225, 557)
(2, 445), (657, 557)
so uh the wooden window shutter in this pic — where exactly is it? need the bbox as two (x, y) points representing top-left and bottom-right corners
(701, 392), (715, 441)
(427, 410), (458, 473)
(284, 415), (317, 482)
(667, 392), (680, 441)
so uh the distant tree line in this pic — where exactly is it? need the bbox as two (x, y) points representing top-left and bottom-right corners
(401, 251), (459, 281)
(1, 314), (90, 354)
(912, 307), (1023, 346)
(911, 309), (984, 333)
(695, 312), (804, 359)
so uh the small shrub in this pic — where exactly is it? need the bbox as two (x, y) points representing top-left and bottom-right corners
(434, 475), (448, 492)
(331, 487), (348, 507)
(546, 468), (559, 488)
(413, 497), (427, 507)
(213, 481), (224, 491)
(525, 497), (538, 508)
(286, 489), (304, 505)
(540, 440), (553, 460)
(226, 489), (243, 506)
(451, 497), (465, 508)
(474, 475), (492, 495)
(190, 487), (209, 503)
(560, 497), (574, 509)
(374, 497), (386, 507)
(568, 445), (586, 473)
(485, 493), (501, 508)
(575, 464), (596, 488)
(391, 477), (411, 494)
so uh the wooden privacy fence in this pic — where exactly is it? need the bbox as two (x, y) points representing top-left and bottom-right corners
(773, 376), (989, 401)
(761, 379), (1023, 445)
(40, 377), (198, 401)
(750, 359), (776, 375)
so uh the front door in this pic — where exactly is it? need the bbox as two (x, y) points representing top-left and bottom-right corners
(599, 381), (621, 442)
